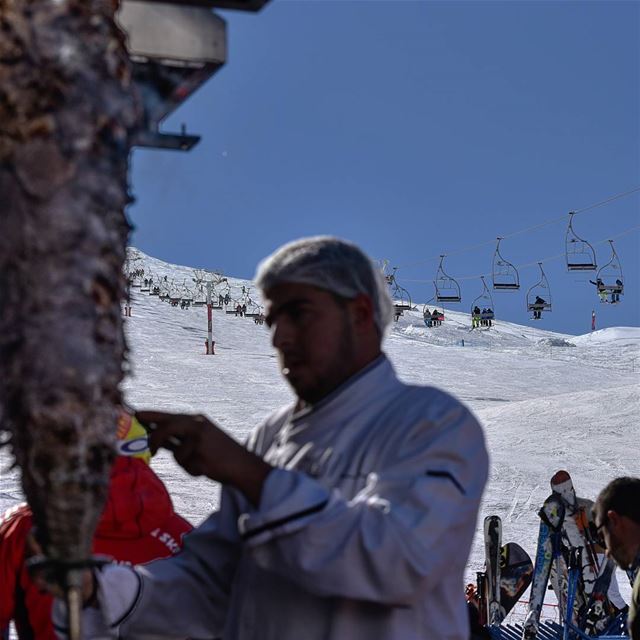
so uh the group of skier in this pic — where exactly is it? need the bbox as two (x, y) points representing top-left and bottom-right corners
(471, 306), (494, 328)
(423, 307), (444, 327)
(590, 278), (624, 304)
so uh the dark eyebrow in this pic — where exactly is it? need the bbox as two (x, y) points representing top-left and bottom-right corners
(265, 297), (315, 326)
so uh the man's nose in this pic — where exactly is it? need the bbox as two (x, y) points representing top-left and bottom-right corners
(271, 317), (294, 350)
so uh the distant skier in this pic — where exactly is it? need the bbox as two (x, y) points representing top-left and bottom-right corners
(423, 308), (432, 328)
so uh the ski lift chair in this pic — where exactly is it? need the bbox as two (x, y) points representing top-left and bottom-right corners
(384, 267), (412, 317)
(245, 303), (265, 324)
(191, 285), (207, 307)
(492, 238), (520, 290)
(526, 263), (552, 320)
(565, 212), (597, 271)
(392, 284), (412, 315)
(594, 240), (624, 304)
(434, 256), (461, 303)
(471, 276), (495, 329)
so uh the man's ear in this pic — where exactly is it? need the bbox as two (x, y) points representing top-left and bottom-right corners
(349, 294), (376, 332)
(607, 510), (619, 527)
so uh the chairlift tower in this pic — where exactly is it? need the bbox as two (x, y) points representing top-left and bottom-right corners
(117, 0), (270, 151)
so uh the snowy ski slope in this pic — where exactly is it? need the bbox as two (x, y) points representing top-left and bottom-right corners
(1, 248), (639, 626)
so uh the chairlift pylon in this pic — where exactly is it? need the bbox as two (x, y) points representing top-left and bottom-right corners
(593, 240), (624, 304)
(492, 238), (520, 290)
(434, 255), (461, 303)
(565, 212), (597, 271)
(471, 276), (495, 329)
(526, 263), (552, 320)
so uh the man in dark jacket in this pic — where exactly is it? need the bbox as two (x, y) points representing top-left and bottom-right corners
(594, 477), (640, 639)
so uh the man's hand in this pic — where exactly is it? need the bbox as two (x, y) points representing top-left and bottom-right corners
(136, 411), (273, 507)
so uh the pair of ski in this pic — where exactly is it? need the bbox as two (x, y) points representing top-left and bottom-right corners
(522, 470), (614, 639)
(478, 515), (534, 627)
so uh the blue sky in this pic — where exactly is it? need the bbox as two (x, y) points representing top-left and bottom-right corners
(129, 0), (639, 336)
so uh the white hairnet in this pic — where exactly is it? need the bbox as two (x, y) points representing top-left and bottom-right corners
(255, 236), (394, 335)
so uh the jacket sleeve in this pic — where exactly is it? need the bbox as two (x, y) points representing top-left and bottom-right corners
(54, 486), (243, 640)
(239, 401), (488, 606)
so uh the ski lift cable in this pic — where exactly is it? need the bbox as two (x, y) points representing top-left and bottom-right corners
(400, 224), (640, 284)
(392, 185), (640, 270)
(572, 185), (640, 215)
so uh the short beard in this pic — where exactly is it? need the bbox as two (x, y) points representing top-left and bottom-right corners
(297, 307), (357, 406)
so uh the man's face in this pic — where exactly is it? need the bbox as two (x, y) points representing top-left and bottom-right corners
(264, 283), (358, 404)
(595, 507), (638, 569)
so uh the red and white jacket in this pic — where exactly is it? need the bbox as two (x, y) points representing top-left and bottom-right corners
(0, 456), (192, 639)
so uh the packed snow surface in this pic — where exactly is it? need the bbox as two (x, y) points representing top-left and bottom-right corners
(1, 249), (639, 627)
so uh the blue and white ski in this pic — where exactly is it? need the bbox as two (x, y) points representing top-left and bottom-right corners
(522, 494), (565, 640)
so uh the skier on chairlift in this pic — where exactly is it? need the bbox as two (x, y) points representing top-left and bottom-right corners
(472, 306), (481, 329)
(611, 279), (623, 304)
(484, 308), (494, 327)
(532, 296), (546, 320)
(423, 308), (432, 328)
(589, 278), (608, 303)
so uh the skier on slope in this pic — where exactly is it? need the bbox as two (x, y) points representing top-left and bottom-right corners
(0, 412), (192, 640)
(51, 237), (489, 640)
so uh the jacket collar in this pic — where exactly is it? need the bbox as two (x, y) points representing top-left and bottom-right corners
(282, 354), (400, 441)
